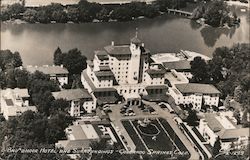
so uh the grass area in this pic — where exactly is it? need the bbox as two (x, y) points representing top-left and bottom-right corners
(121, 120), (146, 151)
(158, 118), (189, 153)
(122, 117), (190, 159)
(192, 127), (206, 143)
(131, 119), (173, 152)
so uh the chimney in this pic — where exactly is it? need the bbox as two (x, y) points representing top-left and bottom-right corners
(111, 41), (114, 46)
(60, 64), (64, 68)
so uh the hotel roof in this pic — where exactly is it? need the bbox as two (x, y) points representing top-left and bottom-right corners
(162, 60), (191, 70)
(26, 65), (69, 75)
(145, 85), (168, 90)
(52, 89), (92, 101)
(95, 50), (109, 61)
(94, 70), (114, 77)
(175, 83), (220, 94)
(104, 45), (132, 55)
(203, 113), (249, 139)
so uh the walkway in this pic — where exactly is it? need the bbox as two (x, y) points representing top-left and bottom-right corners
(167, 9), (193, 17)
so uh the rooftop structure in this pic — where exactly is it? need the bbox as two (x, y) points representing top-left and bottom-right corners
(0, 88), (36, 120)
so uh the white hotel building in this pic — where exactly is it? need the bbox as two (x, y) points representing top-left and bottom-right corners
(81, 35), (168, 106)
(170, 83), (221, 110)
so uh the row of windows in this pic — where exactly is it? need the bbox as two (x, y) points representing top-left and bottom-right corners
(119, 88), (145, 94)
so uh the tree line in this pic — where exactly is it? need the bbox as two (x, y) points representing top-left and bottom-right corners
(191, 0), (240, 27)
(0, 0), (188, 23)
(190, 43), (250, 127)
(0, 49), (87, 159)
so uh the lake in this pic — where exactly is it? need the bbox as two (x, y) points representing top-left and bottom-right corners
(1, 6), (249, 66)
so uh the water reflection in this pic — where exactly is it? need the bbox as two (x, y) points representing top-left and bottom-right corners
(200, 26), (237, 47)
(189, 20), (202, 30)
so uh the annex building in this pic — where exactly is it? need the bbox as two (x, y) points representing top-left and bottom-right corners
(0, 88), (37, 120)
(170, 83), (221, 110)
(199, 113), (249, 151)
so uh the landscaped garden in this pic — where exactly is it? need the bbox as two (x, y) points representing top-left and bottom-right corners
(121, 117), (190, 159)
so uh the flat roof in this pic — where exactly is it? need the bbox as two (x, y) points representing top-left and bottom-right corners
(81, 124), (99, 139)
(175, 83), (220, 94)
(163, 60), (191, 70)
(52, 89), (92, 101)
(145, 85), (168, 90)
(204, 113), (250, 139)
(94, 70), (114, 77)
(26, 65), (68, 75)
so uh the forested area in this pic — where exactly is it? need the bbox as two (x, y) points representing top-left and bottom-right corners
(190, 43), (250, 127)
(0, 0), (188, 23)
(0, 50), (79, 159)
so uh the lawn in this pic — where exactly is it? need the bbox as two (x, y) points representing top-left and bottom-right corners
(122, 117), (190, 156)
(131, 119), (174, 152)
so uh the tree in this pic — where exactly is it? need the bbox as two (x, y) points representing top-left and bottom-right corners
(233, 109), (241, 125)
(96, 7), (110, 22)
(14, 68), (29, 88)
(241, 109), (249, 128)
(53, 47), (63, 65)
(234, 85), (243, 103)
(50, 99), (69, 114)
(23, 9), (37, 23)
(203, 1), (230, 27)
(36, 10), (50, 23)
(190, 56), (209, 83)
(213, 137), (221, 156)
(185, 109), (199, 126)
(61, 48), (87, 75)
(0, 71), (6, 89)
(5, 69), (16, 89)
(153, 0), (173, 12)
(12, 52), (23, 67)
(7, 3), (25, 19)
(67, 6), (79, 22)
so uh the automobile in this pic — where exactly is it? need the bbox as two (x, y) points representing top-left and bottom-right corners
(159, 104), (167, 109)
(120, 110), (126, 114)
(123, 105), (128, 109)
(150, 111), (157, 115)
(143, 108), (149, 112)
(103, 105), (110, 110)
(124, 112), (129, 116)
(129, 112), (135, 116)
(104, 109), (112, 113)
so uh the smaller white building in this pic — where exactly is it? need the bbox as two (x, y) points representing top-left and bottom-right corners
(52, 89), (95, 116)
(26, 65), (69, 87)
(170, 83), (220, 110)
(0, 88), (37, 120)
(199, 113), (249, 151)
